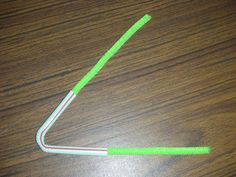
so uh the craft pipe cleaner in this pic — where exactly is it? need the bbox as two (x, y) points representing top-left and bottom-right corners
(36, 14), (210, 156)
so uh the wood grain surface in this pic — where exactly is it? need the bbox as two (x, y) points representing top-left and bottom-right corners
(1, 0), (236, 176)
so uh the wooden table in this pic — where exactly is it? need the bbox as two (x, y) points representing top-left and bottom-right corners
(1, 0), (236, 176)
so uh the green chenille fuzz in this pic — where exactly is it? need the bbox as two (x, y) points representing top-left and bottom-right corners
(108, 147), (211, 155)
(72, 14), (151, 95)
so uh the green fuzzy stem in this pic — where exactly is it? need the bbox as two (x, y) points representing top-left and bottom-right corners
(72, 14), (151, 95)
(108, 147), (211, 155)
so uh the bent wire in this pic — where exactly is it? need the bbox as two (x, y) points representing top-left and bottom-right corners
(36, 14), (210, 156)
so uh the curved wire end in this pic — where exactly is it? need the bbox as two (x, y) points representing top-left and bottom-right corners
(36, 91), (108, 156)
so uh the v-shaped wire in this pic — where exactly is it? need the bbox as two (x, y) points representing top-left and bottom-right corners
(36, 14), (210, 156)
